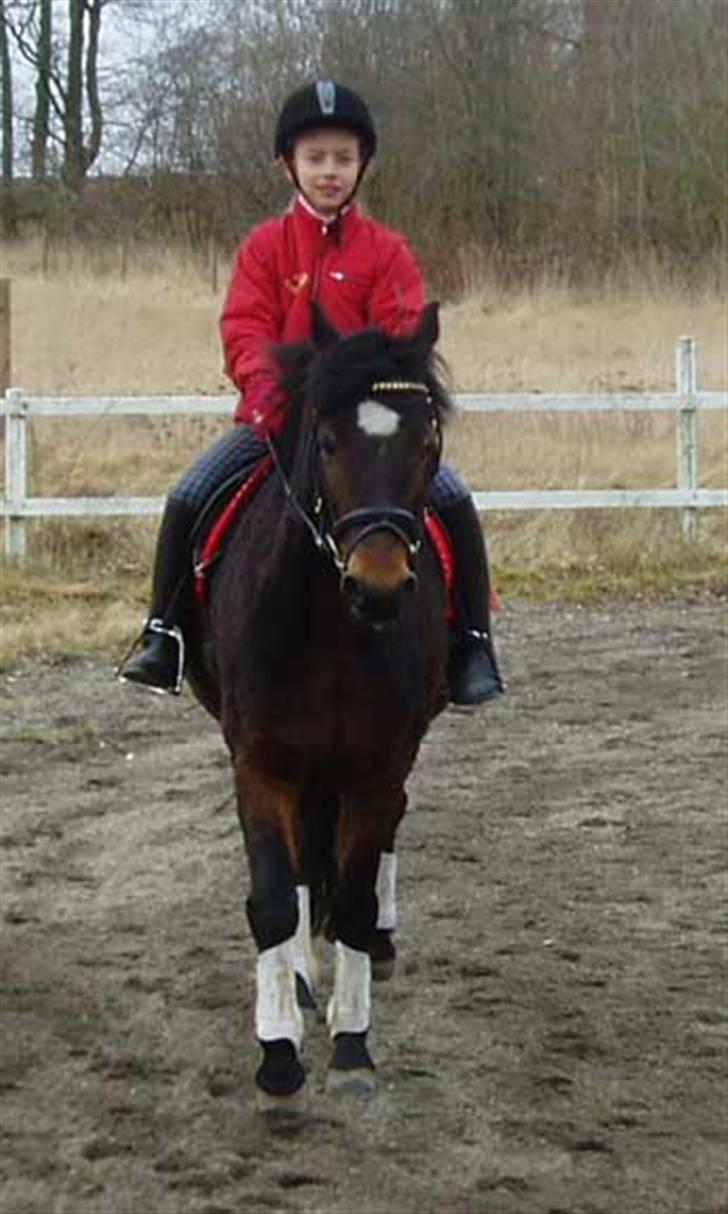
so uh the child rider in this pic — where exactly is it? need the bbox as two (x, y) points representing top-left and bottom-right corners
(120, 79), (505, 706)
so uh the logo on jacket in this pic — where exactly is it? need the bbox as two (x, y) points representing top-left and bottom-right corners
(283, 272), (310, 295)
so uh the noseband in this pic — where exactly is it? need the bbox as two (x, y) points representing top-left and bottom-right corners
(267, 379), (442, 578)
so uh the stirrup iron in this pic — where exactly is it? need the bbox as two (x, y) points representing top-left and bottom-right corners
(117, 617), (185, 695)
(148, 618), (185, 694)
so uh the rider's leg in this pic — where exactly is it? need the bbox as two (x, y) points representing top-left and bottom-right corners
(119, 425), (267, 693)
(428, 464), (505, 706)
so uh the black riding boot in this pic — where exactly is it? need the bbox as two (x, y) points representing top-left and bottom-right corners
(438, 496), (505, 706)
(117, 497), (193, 694)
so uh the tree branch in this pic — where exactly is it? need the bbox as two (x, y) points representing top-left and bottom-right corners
(83, 0), (103, 170)
(5, 5), (68, 116)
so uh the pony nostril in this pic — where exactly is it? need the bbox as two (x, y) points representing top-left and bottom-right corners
(404, 572), (418, 594)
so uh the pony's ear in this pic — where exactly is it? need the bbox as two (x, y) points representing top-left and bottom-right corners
(389, 301), (440, 370)
(312, 302), (340, 349)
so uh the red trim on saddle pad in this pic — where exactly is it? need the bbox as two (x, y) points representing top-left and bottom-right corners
(423, 512), (502, 617)
(194, 456), (274, 606)
(424, 510), (457, 622)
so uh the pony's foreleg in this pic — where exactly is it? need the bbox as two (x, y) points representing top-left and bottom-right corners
(371, 792), (407, 981)
(370, 852), (397, 982)
(376, 851), (397, 930)
(234, 758), (307, 1113)
(326, 794), (402, 1093)
(291, 885), (321, 1015)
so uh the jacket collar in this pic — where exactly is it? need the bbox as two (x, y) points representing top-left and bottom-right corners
(292, 193), (360, 237)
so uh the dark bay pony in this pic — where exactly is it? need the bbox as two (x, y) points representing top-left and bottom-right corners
(184, 302), (451, 1111)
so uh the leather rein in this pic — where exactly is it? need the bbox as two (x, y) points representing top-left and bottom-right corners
(266, 380), (442, 578)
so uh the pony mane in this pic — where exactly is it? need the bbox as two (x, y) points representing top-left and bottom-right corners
(273, 320), (454, 443)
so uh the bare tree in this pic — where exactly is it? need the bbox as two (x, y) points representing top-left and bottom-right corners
(0, 0), (17, 233)
(5, 0), (109, 192)
(3, 0), (724, 283)
(63, 0), (105, 191)
(31, 0), (51, 177)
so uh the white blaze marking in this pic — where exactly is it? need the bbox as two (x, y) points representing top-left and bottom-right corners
(376, 851), (397, 930)
(357, 399), (400, 437)
(256, 939), (304, 1047)
(327, 942), (371, 1036)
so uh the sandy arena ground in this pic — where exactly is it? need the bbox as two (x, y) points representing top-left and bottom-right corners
(1, 601), (726, 1214)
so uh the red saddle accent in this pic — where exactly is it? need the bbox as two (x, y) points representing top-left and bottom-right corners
(424, 510), (457, 622)
(423, 511), (502, 615)
(194, 456), (273, 606)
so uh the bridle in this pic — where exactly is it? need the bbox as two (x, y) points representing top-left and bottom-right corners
(267, 379), (442, 579)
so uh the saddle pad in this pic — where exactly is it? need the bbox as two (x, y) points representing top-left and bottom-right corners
(194, 456), (273, 606)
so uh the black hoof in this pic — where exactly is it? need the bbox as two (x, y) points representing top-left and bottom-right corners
(326, 1032), (376, 1095)
(255, 1039), (306, 1113)
(369, 929), (396, 982)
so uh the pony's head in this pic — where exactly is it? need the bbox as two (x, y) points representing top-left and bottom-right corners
(275, 302), (452, 627)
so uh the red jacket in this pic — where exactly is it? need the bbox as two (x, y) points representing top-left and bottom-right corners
(220, 196), (427, 434)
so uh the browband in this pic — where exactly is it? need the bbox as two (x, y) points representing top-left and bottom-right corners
(370, 380), (431, 398)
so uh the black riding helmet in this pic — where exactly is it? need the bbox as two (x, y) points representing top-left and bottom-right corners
(274, 80), (377, 163)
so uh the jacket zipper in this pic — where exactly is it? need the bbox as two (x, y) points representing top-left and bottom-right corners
(312, 225), (330, 301)
(329, 269), (368, 285)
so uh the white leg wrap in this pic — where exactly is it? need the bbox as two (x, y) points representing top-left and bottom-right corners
(376, 851), (397, 931)
(327, 942), (371, 1037)
(255, 939), (303, 1049)
(290, 885), (318, 992)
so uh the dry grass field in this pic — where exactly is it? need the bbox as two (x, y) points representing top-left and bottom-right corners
(0, 237), (725, 663)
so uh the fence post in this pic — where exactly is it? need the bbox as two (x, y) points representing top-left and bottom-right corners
(676, 335), (699, 542)
(4, 388), (28, 560)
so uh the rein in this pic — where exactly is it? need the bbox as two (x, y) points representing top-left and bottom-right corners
(266, 379), (440, 578)
(266, 430), (347, 573)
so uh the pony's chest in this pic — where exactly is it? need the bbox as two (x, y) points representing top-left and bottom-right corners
(251, 621), (427, 752)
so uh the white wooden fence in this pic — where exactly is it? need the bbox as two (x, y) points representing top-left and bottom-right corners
(1, 336), (725, 560)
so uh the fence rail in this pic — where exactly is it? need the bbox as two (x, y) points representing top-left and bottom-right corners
(1, 336), (726, 559)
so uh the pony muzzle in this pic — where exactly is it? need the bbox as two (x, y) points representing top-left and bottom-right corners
(340, 534), (418, 626)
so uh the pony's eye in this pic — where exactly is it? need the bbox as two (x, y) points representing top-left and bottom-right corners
(319, 433), (336, 458)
